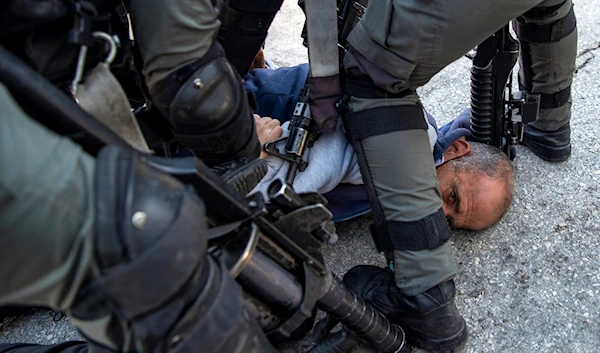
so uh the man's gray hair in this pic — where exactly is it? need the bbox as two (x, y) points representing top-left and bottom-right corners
(448, 142), (515, 215)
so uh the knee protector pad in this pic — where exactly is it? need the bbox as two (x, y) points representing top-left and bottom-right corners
(70, 145), (207, 349)
(152, 43), (260, 165)
(93, 146), (207, 272)
(71, 146), (274, 353)
(515, 0), (577, 130)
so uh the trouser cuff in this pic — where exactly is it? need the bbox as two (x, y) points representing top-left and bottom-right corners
(391, 241), (458, 296)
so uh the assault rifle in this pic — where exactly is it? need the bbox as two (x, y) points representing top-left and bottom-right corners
(469, 24), (540, 160)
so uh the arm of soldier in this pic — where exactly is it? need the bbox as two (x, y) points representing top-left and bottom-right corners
(0, 83), (95, 310)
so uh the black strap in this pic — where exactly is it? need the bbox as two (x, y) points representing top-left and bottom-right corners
(370, 208), (451, 252)
(515, 5), (576, 43)
(345, 74), (415, 99)
(539, 86), (571, 109)
(342, 104), (427, 141)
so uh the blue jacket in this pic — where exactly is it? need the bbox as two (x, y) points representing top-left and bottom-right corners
(244, 64), (310, 122)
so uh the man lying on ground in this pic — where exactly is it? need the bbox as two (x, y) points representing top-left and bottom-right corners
(247, 64), (514, 230)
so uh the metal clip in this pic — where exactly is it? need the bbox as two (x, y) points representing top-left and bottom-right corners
(92, 31), (118, 66)
(70, 31), (118, 96)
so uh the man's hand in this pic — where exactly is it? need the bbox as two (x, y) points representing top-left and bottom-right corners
(254, 114), (283, 158)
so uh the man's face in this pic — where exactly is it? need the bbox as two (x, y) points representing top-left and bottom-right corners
(436, 163), (507, 230)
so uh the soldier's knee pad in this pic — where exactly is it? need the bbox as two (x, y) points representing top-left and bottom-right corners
(92, 146), (207, 272)
(71, 146), (274, 353)
(514, 0), (576, 116)
(152, 43), (260, 165)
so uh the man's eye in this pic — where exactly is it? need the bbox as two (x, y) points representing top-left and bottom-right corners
(449, 190), (456, 203)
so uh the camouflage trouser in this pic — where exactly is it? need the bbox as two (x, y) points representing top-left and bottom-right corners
(344, 0), (576, 294)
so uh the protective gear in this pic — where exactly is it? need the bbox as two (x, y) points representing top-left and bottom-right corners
(342, 101), (428, 142)
(70, 146), (273, 353)
(213, 158), (268, 196)
(369, 210), (451, 253)
(151, 42), (260, 165)
(343, 265), (467, 353)
(515, 0), (577, 161)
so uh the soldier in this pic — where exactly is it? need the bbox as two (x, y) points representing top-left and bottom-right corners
(338, 0), (576, 351)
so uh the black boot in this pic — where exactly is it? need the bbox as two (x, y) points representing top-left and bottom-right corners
(521, 122), (571, 162)
(343, 265), (468, 353)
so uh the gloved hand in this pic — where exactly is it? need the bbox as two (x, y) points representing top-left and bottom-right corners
(438, 108), (472, 149)
(433, 108), (473, 163)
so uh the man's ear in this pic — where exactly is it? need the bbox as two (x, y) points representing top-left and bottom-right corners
(443, 139), (471, 161)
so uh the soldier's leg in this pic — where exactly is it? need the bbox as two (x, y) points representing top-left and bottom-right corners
(126, 0), (260, 164)
(515, 0), (577, 162)
(341, 0), (543, 350)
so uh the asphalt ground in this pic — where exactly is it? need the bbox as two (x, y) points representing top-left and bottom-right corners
(2, 1), (599, 352)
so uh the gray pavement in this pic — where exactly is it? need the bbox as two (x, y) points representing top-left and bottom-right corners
(2, 1), (600, 352)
